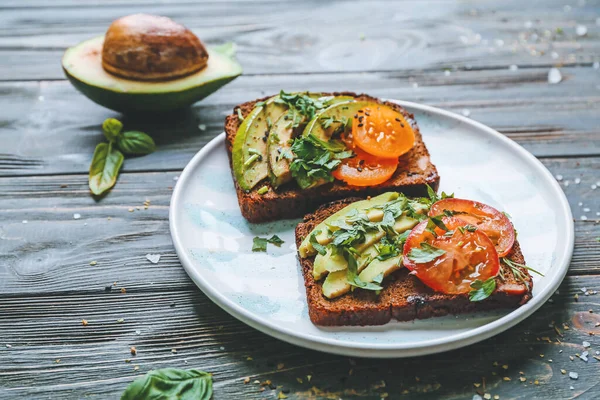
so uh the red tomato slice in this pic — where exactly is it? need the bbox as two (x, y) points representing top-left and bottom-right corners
(429, 198), (515, 257)
(352, 105), (415, 159)
(402, 217), (500, 294)
(332, 139), (397, 186)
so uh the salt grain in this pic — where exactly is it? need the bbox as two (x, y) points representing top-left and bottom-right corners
(574, 178), (581, 184)
(592, 185), (597, 190)
(551, 51), (559, 59)
(576, 25), (588, 36)
(583, 207), (590, 212)
(548, 68), (562, 84)
(509, 65), (518, 71)
(524, 20), (533, 29)
(569, 372), (578, 380)
(594, 62), (600, 70)
(461, 109), (471, 117)
(73, 213), (81, 220)
(555, 174), (563, 181)
(444, 70), (451, 76)
(578, 202), (583, 206)
(412, 83), (419, 89)
(580, 216), (588, 220)
(22, 220), (27, 224)
(583, 341), (591, 348)
(146, 254), (161, 264)
(198, 124), (206, 131)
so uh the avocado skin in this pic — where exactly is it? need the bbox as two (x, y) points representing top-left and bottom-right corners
(63, 69), (238, 113)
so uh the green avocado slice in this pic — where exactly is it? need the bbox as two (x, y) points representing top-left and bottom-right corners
(62, 36), (242, 113)
(268, 95), (354, 189)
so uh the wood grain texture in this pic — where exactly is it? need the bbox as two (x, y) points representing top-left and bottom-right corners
(0, 0), (598, 80)
(1, 275), (600, 399)
(0, 66), (599, 178)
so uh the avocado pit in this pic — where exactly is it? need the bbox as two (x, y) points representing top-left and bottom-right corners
(101, 14), (208, 81)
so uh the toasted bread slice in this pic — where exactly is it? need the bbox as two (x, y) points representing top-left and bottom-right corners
(225, 92), (440, 223)
(295, 198), (533, 326)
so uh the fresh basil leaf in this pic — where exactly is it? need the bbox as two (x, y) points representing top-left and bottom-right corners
(120, 368), (212, 400)
(309, 230), (327, 255)
(268, 235), (284, 247)
(428, 215), (449, 232)
(89, 142), (124, 196)
(116, 131), (156, 155)
(469, 277), (496, 302)
(102, 118), (123, 142)
(252, 237), (268, 252)
(426, 184), (439, 204)
(375, 236), (399, 261)
(407, 242), (446, 263)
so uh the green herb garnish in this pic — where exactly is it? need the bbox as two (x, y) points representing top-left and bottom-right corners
(89, 118), (155, 196)
(469, 277), (497, 302)
(345, 249), (383, 291)
(237, 108), (244, 121)
(407, 242), (446, 263)
(257, 186), (269, 195)
(120, 368), (212, 400)
(252, 235), (285, 252)
(284, 134), (353, 189)
(309, 230), (328, 255)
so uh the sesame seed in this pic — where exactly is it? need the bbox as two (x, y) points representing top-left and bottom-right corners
(574, 178), (581, 184)
(569, 372), (578, 380)
(555, 174), (563, 181)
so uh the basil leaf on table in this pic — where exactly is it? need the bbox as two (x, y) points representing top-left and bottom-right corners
(89, 142), (124, 195)
(102, 118), (123, 141)
(116, 131), (157, 155)
(120, 368), (212, 400)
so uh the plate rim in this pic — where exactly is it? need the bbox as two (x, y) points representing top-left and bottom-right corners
(169, 100), (574, 358)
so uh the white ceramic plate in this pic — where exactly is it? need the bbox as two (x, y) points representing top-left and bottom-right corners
(169, 100), (574, 358)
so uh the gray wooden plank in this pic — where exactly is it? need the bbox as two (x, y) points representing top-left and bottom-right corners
(0, 66), (598, 178)
(0, 0), (597, 79)
(1, 274), (599, 399)
(0, 156), (597, 296)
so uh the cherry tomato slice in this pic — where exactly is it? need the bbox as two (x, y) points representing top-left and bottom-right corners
(429, 198), (515, 257)
(332, 141), (397, 186)
(402, 217), (500, 294)
(352, 105), (415, 159)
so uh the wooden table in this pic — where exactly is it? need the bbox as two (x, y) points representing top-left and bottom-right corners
(1, 1), (599, 398)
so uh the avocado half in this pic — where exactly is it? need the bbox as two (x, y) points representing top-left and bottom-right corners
(62, 36), (242, 113)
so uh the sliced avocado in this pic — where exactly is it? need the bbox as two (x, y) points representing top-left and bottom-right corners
(322, 270), (350, 299)
(62, 36), (242, 113)
(355, 231), (385, 253)
(358, 255), (402, 283)
(298, 192), (400, 257)
(394, 215), (420, 233)
(232, 98), (289, 190)
(268, 95), (354, 188)
(302, 100), (375, 141)
(313, 248), (347, 280)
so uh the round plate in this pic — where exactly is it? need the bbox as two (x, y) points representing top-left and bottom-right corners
(169, 100), (574, 358)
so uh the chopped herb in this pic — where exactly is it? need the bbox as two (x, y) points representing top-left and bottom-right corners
(457, 226), (466, 234)
(266, 116), (272, 130)
(502, 257), (544, 284)
(464, 224), (477, 232)
(254, 101), (266, 108)
(274, 91), (329, 122)
(309, 230), (328, 255)
(257, 186), (269, 195)
(375, 236), (400, 261)
(285, 134), (353, 189)
(372, 272), (385, 285)
(253, 235), (285, 252)
(407, 242), (446, 263)
(428, 215), (449, 232)
(237, 108), (244, 121)
(243, 154), (259, 168)
(268, 235), (284, 247)
(469, 277), (497, 302)
(345, 250), (383, 292)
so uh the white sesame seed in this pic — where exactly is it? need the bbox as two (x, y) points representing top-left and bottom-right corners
(173, 176), (179, 181)
(592, 184), (597, 189)
(22, 220), (27, 224)
(580, 215), (588, 221)
(578, 202), (583, 206)
(564, 180), (570, 186)
(73, 213), (81, 220)
(576, 25), (588, 36)
(574, 178), (581, 184)
(583, 207), (590, 212)
(444, 70), (451, 76)
(555, 174), (563, 181)
(551, 51), (559, 59)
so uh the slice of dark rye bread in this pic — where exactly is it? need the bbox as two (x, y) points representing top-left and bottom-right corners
(295, 198), (533, 326)
(225, 92), (440, 223)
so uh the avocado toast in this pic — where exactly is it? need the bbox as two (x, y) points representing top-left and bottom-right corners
(225, 92), (440, 223)
(295, 193), (533, 327)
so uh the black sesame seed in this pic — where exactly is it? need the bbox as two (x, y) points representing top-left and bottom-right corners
(358, 109), (364, 113)
(395, 118), (401, 122)
(358, 116), (364, 122)
(357, 167), (363, 172)
(365, 112), (370, 116)
(357, 123), (364, 127)
(354, 114), (358, 118)
(262, 136), (267, 142)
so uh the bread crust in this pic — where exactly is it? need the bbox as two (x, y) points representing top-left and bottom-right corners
(225, 92), (440, 223)
(295, 198), (533, 326)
